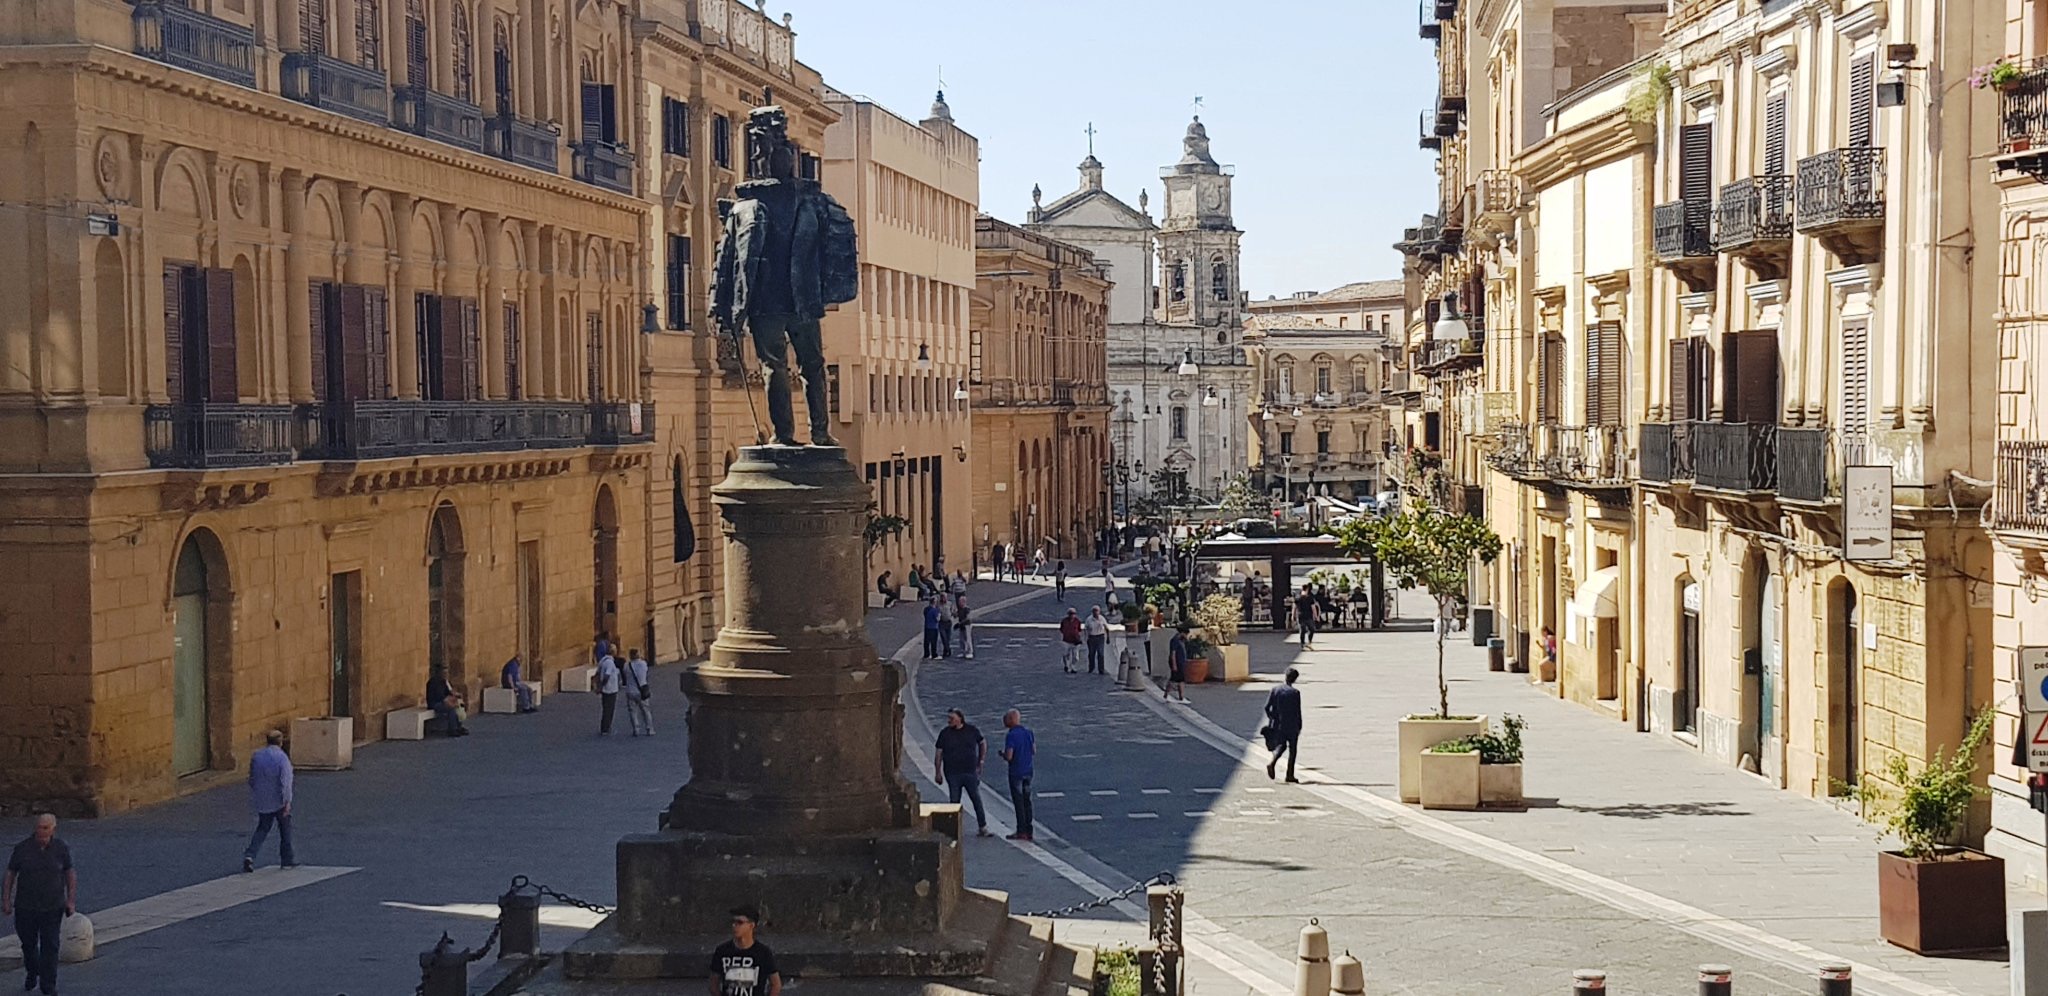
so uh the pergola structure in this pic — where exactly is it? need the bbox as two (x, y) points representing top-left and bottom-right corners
(1190, 535), (1382, 630)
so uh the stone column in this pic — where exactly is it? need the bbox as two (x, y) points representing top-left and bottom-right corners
(392, 194), (420, 399)
(539, 224), (559, 398)
(665, 447), (916, 835)
(481, 212), (505, 398)
(522, 222), (543, 399)
(282, 170), (313, 402)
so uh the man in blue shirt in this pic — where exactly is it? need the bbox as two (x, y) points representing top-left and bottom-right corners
(242, 729), (296, 871)
(1264, 668), (1304, 782)
(1000, 709), (1035, 842)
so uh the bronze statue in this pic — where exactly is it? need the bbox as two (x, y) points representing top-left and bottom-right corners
(710, 105), (859, 446)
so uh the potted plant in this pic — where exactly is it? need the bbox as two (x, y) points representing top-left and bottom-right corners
(1190, 594), (1249, 681)
(1182, 633), (1213, 685)
(1846, 710), (2005, 954)
(1474, 714), (1526, 808)
(1971, 59), (2024, 92)
(1118, 600), (1145, 633)
(1337, 502), (1502, 803)
(1092, 945), (1140, 996)
(1418, 737), (1480, 810)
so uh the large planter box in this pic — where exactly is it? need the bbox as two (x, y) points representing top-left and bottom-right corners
(1147, 630), (1174, 677)
(1397, 715), (1487, 803)
(1418, 749), (1480, 810)
(289, 716), (353, 770)
(1878, 849), (2007, 954)
(1211, 643), (1251, 682)
(1479, 762), (1523, 808)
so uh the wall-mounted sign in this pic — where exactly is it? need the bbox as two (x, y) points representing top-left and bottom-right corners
(1843, 465), (1893, 562)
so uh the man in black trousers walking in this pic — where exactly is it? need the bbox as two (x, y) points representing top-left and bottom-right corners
(1264, 668), (1304, 783)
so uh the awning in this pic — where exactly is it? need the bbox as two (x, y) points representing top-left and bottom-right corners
(1572, 566), (1623, 620)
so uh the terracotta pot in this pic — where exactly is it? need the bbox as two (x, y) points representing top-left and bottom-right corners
(1877, 849), (2007, 954)
(1184, 655), (1211, 684)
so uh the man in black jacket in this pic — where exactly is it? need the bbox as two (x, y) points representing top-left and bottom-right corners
(1264, 668), (1303, 782)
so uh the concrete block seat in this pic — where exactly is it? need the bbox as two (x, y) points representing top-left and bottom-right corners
(482, 682), (542, 714)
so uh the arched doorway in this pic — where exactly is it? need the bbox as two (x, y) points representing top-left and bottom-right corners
(171, 531), (227, 776)
(594, 485), (620, 645)
(427, 503), (467, 694)
(1677, 577), (1701, 738)
(1827, 578), (1861, 790)
(1742, 553), (1784, 783)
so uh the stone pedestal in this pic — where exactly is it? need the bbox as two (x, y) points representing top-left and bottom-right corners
(566, 447), (986, 983)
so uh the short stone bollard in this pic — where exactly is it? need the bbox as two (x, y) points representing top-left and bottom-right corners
(1818, 962), (1852, 996)
(1572, 969), (1607, 993)
(1295, 919), (1330, 996)
(1698, 963), (1732, 996)
(420, 934), (471, 996)
(498, 884), (540, 959)
(1329, 951), (1364, 996)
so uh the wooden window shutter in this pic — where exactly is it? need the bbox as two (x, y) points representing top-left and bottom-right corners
(458, 298), (480, 400)
(1841, 320), (1870, 430)
(1582, 328), (1601, 425)
(404, 0), (427, 87)
(1669, 340), (1691, 423)
(599, 84), (618, 144)
(1848, 52), (1876, 148)
(1588, 321), (1622, 426)
(163, 264), (186, 403)
(580, 83), (604, 145)
(1764, 91), (1789, 175)
(586, 311), (604, 401)
(204, 268), (238, 403)
(338, 284), (369, 400)
(1692, 338), (1714, 421)
(1722, 330), (1780, 425)
(310, 282), (330, 402)
(355, 0), (381, 71)
(1541, 333), (1564, 423)
(300, 0), (327, 54)
(503, 301), (521, 400)
(1680, 123), (1714, 203)
(364, 287), (390, 399)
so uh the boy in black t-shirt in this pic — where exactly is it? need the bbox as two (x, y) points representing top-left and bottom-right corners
(711, 906), (780, 996)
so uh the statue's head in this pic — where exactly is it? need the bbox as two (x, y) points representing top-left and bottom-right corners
(746, 105), (797, 180)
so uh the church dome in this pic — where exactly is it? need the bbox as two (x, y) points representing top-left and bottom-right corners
(1177, 115), (1218, 169)
(927, 90), (953, 123)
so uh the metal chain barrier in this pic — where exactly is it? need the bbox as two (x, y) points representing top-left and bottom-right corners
(511, 873), (616, 915)
(413, 921), (504, 996)
(1151, 889), (1180, 996)
(1019, 870), (1176, 918)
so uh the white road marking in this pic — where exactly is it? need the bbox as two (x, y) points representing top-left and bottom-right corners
(1193, 787), (1224, 794)
(1134, 689), (1959, 996)
(1183, 810), (1211, 818)
(0, 866), (358, 961)
(1245, 786), (1276, 794)
(1071, 814), (1103, 822)
(1037, 791), (1066, 798)
(1238, 809), (1273, 817)
(1088, 789), (1119, 796)
(1126, 812), (1160, 820)
(1140, 788), (1172, 795)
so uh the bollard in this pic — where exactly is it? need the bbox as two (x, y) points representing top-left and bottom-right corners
(1147, 886), (1185, 996)
(1329, 951), (1364, 996)
(498, 885), (541, 958)
(1698, 964), (1733, 996)
(1818, 962), (1852, 996)
(1572, 969), (1606, 993)
(1295, 918), (1330, 996)
(419, 933), (470, 996)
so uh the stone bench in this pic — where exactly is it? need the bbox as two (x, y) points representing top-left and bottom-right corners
(559, 665), (595, 693)
(481, 682), (543, 714)
(384, 708), (435, 741)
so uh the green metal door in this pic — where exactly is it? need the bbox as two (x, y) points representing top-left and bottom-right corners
(172, 541), (210, 776)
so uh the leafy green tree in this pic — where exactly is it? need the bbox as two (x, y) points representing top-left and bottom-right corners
(1335, 502), (1502, 717)
(1218, 472), (1272, 519)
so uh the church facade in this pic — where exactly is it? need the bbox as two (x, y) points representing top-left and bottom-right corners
(1027, 119), (1253, 504)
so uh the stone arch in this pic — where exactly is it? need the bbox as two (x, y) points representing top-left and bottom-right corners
(425, 501), (469, 692)
(452, 211), (487, 296)
(593, 483), (620, 642)
(156, 148), (211, 221)
(304, 181), (345, 282)
(407, 204), (443, 279)
(168, 526), (234, 777)
(94, 239), (129, 398)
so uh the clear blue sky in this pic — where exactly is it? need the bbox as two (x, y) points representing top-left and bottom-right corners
(789, 1), (1437, 299)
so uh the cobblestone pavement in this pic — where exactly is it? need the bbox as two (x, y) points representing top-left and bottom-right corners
(10, 570), (2024, 995)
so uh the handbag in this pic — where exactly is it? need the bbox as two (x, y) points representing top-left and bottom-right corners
(1259, 724), (1280, 751)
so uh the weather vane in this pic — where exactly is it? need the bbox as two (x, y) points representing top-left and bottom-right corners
(1193, 95), (1204, 115)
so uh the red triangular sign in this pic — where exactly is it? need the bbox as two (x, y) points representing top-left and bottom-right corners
(2032, 714), (2048, 746)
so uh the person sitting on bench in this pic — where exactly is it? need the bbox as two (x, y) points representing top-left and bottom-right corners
(501, 655), (538, 713)
(425, 669), (470, 736)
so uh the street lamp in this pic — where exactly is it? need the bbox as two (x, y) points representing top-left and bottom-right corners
(917, 343), (933, 370)
(1433, 291), (1470, 342)
(953, 379), (969, 401)
(1178, 347), (1199, 377)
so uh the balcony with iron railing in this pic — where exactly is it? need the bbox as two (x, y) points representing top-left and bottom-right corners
(1776, 425), (1839, 503)
(1419, 111), (1443, 151)
(1795, 148), (1884, 260)
(489, 113), (561, 173)
(1715, 175), (1793, 262)
(1433, 94), (1462, 137)
(393, 85), (486, 153)
(281, 51), (390, 125)
(1419, 0), (1441, 39)
(1994, 440), (2048, 535)
(2000, 59), (2048, 156)
(1638, 421), (1694, 485)
(1474, 170), (1520, 230)
(133, 0), (256, 89)
(1539, 423), (1630, 488)
(573, 139), (635, 195)
(1654, 199), (1714, 263)
(142, 400), (652, 468)
(1693, 421), (1777, 494)
(143, 404), (305, 469)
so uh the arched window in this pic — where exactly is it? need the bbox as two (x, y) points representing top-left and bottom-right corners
(450, 1), (474, 102)
(403, 0), (427, 87)
(1170, 260), (1187, 302)
(1211, 259), (1229, 301)
(300, 0), (328, 54)
(493, 19), (512, 113)
(354, 0), (381, 70)
(1171, 405), (1188, 440)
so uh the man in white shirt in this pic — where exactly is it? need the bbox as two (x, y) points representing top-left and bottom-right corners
(595, 652), (622, 736)
(1083, 606), (1112, 675)
(624, 649), (654, 736)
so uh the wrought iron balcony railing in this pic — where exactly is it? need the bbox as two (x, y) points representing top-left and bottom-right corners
(143, 404), (304, 469)
(1694, 421), (1778, 493)
(587, 402), (656, 445)
(573, 139), (635, 194)
(1795, 148), (1885, 231)
(1419, 111), (1443, 151)
(1715, 175), (1793, 253)
(393, 85), (486, 153)
(1654, 200), (1714, 260)
(489, 113), (560, 173)
(1639, 421), (1694, 484)
(281, 51), (390, 125)
(1776, 425), (1838, 502)
(133, 0), (256, 89)
(1419, 0), (1441, 40)
(316, 401), (588, 459)
(2000, 60), (2048, 154)
(1538, 423), (1630, 486)
(1994, 440), (2048, 533)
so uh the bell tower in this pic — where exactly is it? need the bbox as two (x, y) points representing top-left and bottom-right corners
(1156, 115), (1242, 328)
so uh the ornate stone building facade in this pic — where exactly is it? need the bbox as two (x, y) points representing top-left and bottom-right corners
(820, 91), (978, 581)
(1244, 280), (1403, 505)
(0, 0), (658, 813)
(969, 216), (1112, 561)
(1028, 120), (1253, 503)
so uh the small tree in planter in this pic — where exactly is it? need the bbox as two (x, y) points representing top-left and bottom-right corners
(1843, 709), (2004, 953)
(863, 503), (909, 601)
(1470, 714), (1526, 808)
(1338, 502), (1502, 803)
(1189, 594), (1248, 681)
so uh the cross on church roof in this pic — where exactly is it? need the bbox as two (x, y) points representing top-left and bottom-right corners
(1085, 122), (1097, 156)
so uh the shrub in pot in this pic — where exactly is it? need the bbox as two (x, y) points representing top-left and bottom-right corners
(1844, 710), (2004, 954)
(1471, 714), (1525, 808)
(1189, 594), (1249, 681)
(1182, 635), (1213, 684)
